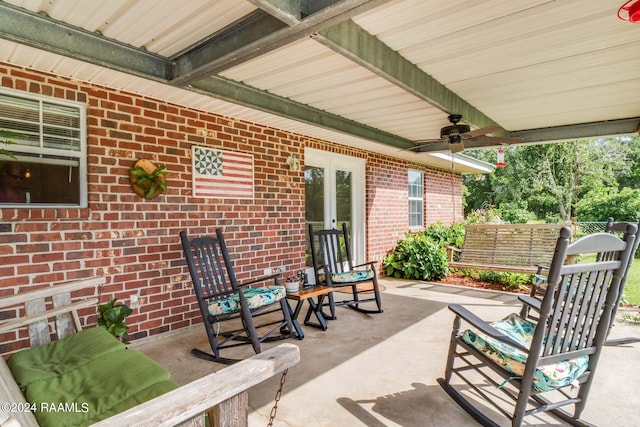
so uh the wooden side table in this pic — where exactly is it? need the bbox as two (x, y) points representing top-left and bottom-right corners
(285, 286), (333, 339)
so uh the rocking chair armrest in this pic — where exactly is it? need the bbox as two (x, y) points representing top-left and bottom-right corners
(240, 273), (281, 288)
(448, 304), (530, 353)
(352, 261), (377, 270)
(518, 295), (542, 311)
(535, 264), (549, 274)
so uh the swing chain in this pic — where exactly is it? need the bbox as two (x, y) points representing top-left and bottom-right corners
(267, 368), (288, 427)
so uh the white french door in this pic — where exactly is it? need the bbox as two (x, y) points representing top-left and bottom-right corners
(304, 148), (366, 269)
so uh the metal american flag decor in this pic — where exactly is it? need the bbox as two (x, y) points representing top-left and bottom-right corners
(192, 146), (254, 199)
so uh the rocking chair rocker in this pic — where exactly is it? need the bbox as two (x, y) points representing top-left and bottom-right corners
(180, 229), (295, 364)
(308, 223), (383, 319)
(438, 224), (637, 426)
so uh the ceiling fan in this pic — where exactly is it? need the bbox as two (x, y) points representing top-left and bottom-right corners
(408, 114), (524, 153)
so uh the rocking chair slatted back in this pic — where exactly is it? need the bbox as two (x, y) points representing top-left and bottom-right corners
(311, 224), (353, 273)
(307, 223), (383, 317)
(188, 232), (236, 301)
(538, 231), (630, 360)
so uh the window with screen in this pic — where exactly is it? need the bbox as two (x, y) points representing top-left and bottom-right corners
(0, 89), (87, 207)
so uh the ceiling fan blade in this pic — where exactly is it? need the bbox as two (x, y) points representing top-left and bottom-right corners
(462, 126), (503, 139)
(413, 137), (446, 144)
(410, 141), (453, 152)
(475, 136), (524, 144)
(462, 136), (525, 150)
(401, 138), (445, 152)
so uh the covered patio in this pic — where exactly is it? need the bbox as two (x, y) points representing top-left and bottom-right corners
(133, 278), (640, 426)
(1, 1), (639, 424)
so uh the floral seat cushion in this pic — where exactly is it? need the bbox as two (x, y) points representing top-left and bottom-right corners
(532, 274), (548, 287)
(207, 285), (286, 316)
(329, 269), (374, 283)
(462, 313), (589, 393)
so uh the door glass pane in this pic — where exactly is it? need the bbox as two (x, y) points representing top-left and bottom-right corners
(336, 169), (352, 236)
(305, 166), (324, 266)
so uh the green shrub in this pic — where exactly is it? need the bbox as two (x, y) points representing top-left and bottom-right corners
(464, 207), (502, 225)
(476, 271), (531, 292)
(383, 233), (449, 281)
(423, 222), (465, 248)
(497, 203), (537, 224)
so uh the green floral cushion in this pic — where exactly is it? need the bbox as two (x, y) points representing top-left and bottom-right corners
(207, 285), (286, 316)
(532, 274), (548, 287)
(462, 313), (589, 392)
(330, 269), (374, 283)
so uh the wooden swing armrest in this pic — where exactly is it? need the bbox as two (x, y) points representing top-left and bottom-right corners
(448, 304), (529, 353)
(91, 343), (300, 427)
(446, 246), (461, 262)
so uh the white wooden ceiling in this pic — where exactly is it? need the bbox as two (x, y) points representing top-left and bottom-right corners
(0, 0), (638, 173)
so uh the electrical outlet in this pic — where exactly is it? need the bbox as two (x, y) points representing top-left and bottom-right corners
(277, 266), (285, 273)
(130, 293), (140, 309)
(264, 268), (272, 276)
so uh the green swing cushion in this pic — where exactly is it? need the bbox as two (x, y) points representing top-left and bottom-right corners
(462, 313), (589, 393)
(7, 326), (125, 388)
(207, 285), (286, 316)
(7, 327), (178, 427)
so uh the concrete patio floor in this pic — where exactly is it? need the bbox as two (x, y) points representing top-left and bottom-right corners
(132, 279), (640, 426)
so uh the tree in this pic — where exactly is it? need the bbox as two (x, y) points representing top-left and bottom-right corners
(463, 136), (639, 223)
(578, 187), (640, 222)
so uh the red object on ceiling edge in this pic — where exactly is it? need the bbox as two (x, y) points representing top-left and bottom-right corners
(618, 0), (640, 22)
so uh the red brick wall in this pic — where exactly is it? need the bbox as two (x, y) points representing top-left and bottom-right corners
(0, 63), (461, 351)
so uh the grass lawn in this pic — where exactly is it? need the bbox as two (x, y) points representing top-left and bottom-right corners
(580, 255), (639, 306)
(623, 257), (640, 306)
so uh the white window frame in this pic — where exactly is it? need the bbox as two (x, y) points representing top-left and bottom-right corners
(408, 169), (424, 229)
(0, 88), (87, 208)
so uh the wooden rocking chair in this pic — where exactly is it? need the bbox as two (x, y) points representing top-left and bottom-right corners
(438, 224), (637, 426)
(308, 223), (383, 319)
(521, 218), (640, 345)
(180, 229), (295, 364)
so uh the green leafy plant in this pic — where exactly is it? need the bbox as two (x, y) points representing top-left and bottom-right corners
(129, 160), (168, 199)
(423, 222), (465, 249)
(383, 232), (449, 281)
(0, 129), (20, 159)
(97, 298), (132, 342)
(477, 270), (531, 292)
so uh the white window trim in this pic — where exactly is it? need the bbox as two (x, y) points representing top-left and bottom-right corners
(408, 169), (424, 229)
(305, 147), (366, 264)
